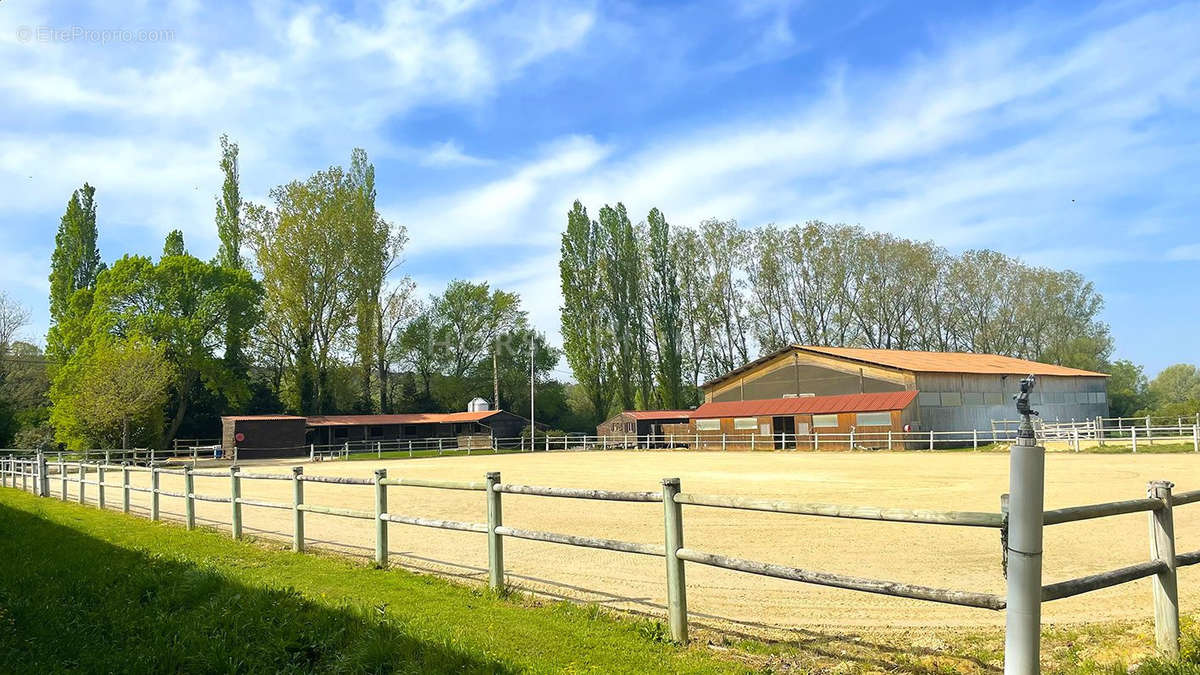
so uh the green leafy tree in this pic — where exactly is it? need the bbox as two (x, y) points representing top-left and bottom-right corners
(75, 334), (174, 449)
(645, 208), (684, 408)
(346, 148), (408, 412)
(80, 254), (262, 444)
(1106, 359), (1150, 418)
(559, 201), (614, 422)
(47, 183), (103, 364)
(215, 134), (251, 382)
(431, 280), (524, 409)
(245, 159), (361, 413)
(162, 230), (187, 257)
(599, 203), (645, 411)
(1148, 364), (1200, 409)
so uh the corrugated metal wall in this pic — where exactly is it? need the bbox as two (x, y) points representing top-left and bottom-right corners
(712, 362), (906, 402)
(914, 373), (1108, 433)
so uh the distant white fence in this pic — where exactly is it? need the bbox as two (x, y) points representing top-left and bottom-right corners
(3, 447), (1199, 669)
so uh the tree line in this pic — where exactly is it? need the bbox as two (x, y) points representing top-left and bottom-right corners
(560, 202), (1116, 421)
(6, 137), (584, 451)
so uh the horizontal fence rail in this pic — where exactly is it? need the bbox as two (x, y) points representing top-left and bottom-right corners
(3, 446), (1200, 670)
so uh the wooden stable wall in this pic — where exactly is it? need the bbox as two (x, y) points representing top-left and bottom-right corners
(705, 349), (914, 403)
(661, 406), (915, 451)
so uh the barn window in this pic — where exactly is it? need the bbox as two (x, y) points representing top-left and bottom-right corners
(369, 426), (385, 438)
(1096, 391), (1107, 403)
(918, 392), (941, 407)
(695, 419), (721, 431)
(812, 414), (838, 428)
(984, 392), (1004, 406)
(733, 417), (757, 430)
(940, 392), (962, 407)
(855, 412), (892, 426)
(333, 427), (348, 438)
(403, 425), (418, 436)
(963, 392), (983, 406)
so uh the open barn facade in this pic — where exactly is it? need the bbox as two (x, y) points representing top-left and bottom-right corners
(221, 410), (529, 458)
(700, 345), (1109, 433)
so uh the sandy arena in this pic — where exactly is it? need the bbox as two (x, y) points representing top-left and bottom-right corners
(64, 451), (1200, 632)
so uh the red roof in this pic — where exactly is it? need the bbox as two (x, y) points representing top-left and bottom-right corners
(222, 415), (306, 422)
(623, 410), (693, 420)
(305, 411), (503, 427)
(691, 391), (919, 419)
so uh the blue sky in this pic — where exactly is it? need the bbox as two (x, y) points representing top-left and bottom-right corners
(1, 0), (1197, 376)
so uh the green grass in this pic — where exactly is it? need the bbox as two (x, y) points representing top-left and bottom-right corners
(0, 488), (742, 674)
(5, 487), (1200, 674)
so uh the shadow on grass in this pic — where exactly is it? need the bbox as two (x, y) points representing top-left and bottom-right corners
(0, 502), (514, 674)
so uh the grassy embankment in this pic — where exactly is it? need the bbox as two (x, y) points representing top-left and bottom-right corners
(2, 487), (1199, 673)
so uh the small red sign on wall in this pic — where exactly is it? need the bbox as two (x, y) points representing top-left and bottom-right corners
(235, 432), (245, 443)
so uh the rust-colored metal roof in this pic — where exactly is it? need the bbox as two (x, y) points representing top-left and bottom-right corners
(221, 415), (306, 422)
(799, 346), (1108, 377)
(701, 344), (1108, 390)
(622, 410), (693, 420)
(304, 411), (503, 427)
(690, 391), (919, 419)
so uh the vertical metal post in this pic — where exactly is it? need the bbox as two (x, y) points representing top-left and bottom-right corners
(38, 452), (49, 497)
(292, 466), (304, 552)
(1132, 426), (1138, 453)
(184, 468), (195, 530)
(486, 471), (504, 591)
(230, 466), (242, 540)
(122, 464), (131, 513)
(151, 467), (160, 520)
(814, 432), (819, 451)
(78, 463), (86, 504)
(59, 456), (67, 500)
(662, 477), (688, 643)
(888, 429), (893, 451)
(1148, 480), (1179, 656)
(973, 428), (978, 450)
(98, 465), (106, 510)
(929, 429), (935, 450)
(1193, 424), (1198, 453)
(1004, 399), (1045, 674)
(721, 433), (726, 451)
(375, 469), (388, 568)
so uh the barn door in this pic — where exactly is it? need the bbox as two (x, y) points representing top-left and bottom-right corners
(772, 416), (796, 449)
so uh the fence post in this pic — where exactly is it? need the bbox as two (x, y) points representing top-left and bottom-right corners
(1096, 416), (1104, 447)
(721, 433), (726, 451)
(39, 452), (49, 497)
(973, 429), (978, 450)
(1193, 424), (1198, 453)
(486, 471), (504, 591)
(929, 429), (935, 450)
(98, 464), (106, 510)
(377, 441), (381, 459)
(78, 462), (86, 504)
(374, 468), (388, 568)
(1148, 480), (1179, 656)
(1132, 426), (1138, 453)
(184, 467), (195, 530)
(661, 477), (688, 643)
(309, 443), (315, 461)
(230, 465), (242, 540)
(292, 466), (305, 552)
(546, 434), (550, 452)
(151, 467), (160, 521)
(887, 430), (893, 451)
(122, 464), (131, 513)
(1004, 418), (1045, 673)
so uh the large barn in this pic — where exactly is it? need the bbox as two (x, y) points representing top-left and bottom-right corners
(701, 345), (1109, 431)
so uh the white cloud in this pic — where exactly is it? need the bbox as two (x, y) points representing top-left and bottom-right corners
(1166, 244), (1200, 262)
(421, 140), (492, 168)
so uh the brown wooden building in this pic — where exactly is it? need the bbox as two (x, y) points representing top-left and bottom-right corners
(661, 391), (919, 450)
(597, 410), (693, 437)
(221, 415), (308, 459)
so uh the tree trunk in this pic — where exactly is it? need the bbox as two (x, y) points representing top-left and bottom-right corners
(122, 416), (129, 450)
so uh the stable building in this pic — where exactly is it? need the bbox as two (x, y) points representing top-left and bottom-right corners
(597, 410), (693, 438)
(661, 391), (918, 450)
(220, 409), (529, 458)
(700, 345), (1109, 432)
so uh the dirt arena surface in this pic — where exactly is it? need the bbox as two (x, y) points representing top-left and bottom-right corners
(69, 451), (1200, 632)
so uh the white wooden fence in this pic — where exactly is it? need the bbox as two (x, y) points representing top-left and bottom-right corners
(2, 446), (1199, 672)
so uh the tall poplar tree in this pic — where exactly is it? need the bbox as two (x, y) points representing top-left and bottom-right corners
(47, 183), (103, 364)
(645, 208), (684, 408)
(214, 135), (248, 378)
(560, 201), (614, 422)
